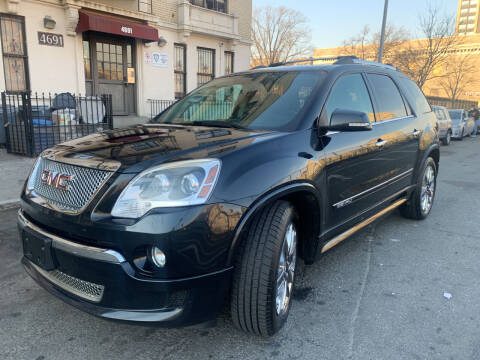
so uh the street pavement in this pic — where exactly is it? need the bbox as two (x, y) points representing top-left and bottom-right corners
(0, 148), (35, 206)
(1, 137), (480, 360)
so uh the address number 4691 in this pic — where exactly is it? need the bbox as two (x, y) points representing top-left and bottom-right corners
(38, 32), (64, 47)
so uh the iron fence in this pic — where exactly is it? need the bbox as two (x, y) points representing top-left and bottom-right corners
(426, 96), (478, 110)
(1, 92), (113, 156)
(148, 99), (234, 122)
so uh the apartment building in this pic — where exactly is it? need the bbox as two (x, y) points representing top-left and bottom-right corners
(456, 0), (479, 35)
(0, 0), (252, 117)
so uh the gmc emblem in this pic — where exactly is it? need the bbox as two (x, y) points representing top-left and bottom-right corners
(40, 170), (75, 191)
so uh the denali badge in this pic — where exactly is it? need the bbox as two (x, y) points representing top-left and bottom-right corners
(40, 170), (75, 190)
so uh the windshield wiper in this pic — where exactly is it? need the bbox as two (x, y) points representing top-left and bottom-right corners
(189, 121), (249, 130)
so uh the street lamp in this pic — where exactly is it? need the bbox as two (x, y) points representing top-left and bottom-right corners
(377, 0), (389, 63)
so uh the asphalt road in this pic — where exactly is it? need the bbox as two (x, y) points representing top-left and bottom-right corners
(1, 137), (480, 360)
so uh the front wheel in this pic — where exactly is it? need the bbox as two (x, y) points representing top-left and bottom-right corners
(401, 157), (437, 220)
(231, 201), (298, 336)
(441, 131), (451, 146)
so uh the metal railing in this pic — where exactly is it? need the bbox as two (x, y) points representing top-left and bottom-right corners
(1, 92), (113, 156)
(148, 99), (176, 120)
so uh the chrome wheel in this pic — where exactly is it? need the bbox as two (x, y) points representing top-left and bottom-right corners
(420, 165), (435, 214)
(276, 223), (297, 316)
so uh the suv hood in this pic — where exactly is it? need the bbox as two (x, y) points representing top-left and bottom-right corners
(40, 124), (277, 173)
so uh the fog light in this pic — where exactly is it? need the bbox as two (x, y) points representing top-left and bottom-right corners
(151, 247), (166, 267)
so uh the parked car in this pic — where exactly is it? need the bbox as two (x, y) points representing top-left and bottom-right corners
(432, 105), (452, 145)
(19, 57), (440, 337)
(448, 109), (475, 140)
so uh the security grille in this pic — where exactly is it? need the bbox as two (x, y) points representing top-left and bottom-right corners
(32, 263), (105, 303)
(31, 157), (113, 213)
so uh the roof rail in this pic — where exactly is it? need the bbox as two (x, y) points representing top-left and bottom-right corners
(263, 55), (399, 71)
(334, 57), (398, 71)
(268, 56), (358, 67)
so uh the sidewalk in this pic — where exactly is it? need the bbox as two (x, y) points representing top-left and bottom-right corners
(0, 148), (35, 207)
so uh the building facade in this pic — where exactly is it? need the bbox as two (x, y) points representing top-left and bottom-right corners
(456, 0), (479, 35)
(0, 0), (252, 117)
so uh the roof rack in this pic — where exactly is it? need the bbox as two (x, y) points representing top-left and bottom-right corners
(265, 55), (399, 71)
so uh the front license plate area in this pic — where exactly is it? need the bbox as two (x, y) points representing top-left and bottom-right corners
(22, 229), (55, 271)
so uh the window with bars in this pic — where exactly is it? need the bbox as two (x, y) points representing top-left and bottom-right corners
(189, 0), (227, 13)
(174, 44), (186, 99)
(224, 51), (234, 75)
(0, 14), (29, 92)
(197, 47), (215, 87)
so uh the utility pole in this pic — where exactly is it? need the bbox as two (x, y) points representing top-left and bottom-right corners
(377, 0), (389, 63)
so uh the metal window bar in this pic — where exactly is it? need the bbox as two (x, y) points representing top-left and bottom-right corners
(197, 47), (215, 87)
(174, 44), (187, 99)
(1, 92), (113, 156)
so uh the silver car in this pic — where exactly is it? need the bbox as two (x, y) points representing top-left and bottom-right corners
(448, 109), (475, 140)
(432, 105), (452, 145)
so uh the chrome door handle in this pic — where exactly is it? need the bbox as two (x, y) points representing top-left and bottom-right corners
(376, 139), (388, 148)
(412, 129), (421, 137)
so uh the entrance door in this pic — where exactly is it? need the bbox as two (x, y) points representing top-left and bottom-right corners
(84, 34), (136, 116)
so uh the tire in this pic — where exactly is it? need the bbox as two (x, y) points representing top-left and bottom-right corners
(458, 129), (464, 141)
(231, 201), (298, 336)
(400, 157), (437, 220)
(441, 131), (451, 146)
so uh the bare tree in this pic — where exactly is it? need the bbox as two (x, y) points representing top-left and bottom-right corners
(393, 3), (460, 89)
(251, 6), (312, 67)
(342, 25), (408, 61)
(439, 55), (477, 107)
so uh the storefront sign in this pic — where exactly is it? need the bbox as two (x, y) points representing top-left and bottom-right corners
(38, 32), (64, 47)
(152, 52), (168, 68)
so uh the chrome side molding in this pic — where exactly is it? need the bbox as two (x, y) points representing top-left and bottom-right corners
(321, 198), (407, 253)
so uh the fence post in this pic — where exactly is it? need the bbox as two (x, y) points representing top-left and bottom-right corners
(21, 92), (34, 156)
(1, 92), (10, 153)
(102, 94), (113, 129)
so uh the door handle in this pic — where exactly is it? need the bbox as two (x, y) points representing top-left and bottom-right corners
(376, 139), (388, 148)
(412, 129), (421, 137)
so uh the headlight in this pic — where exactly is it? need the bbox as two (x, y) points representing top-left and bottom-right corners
(111, 159), (221, 219)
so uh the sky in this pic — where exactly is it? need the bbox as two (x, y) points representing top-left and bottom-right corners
(252, 0), (459, 49)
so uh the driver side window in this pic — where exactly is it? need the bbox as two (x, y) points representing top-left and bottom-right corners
(325, 73), (375, 123)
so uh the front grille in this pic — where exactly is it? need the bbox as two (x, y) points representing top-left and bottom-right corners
(31, 158), (113, 213)
(31, 262), (105, 303)
(48, 269), (105, 302)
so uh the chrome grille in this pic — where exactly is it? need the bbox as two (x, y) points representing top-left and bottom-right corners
(31, 262), (105, 302)
(31, 158), (113, 213)
(48, 269), (105, 302)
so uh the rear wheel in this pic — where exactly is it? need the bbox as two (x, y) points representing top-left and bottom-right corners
(231, 201), (298, 336)
(401, 157), (437, 220)
(441, 131), (451, 146)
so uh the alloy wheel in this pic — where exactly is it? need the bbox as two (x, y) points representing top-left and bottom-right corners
(420, 165), (435, 214)
(276, 222), (297, 316)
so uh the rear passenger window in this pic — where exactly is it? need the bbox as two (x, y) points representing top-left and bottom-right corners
(397, 77), (431, 115)
(325, 73), (375, 123)
(367, 74), (407, 122)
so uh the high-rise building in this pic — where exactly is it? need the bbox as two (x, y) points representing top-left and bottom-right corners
(456, 0), (480, 35)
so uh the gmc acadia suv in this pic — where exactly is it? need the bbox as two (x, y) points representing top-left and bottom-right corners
(19, 57), (439, 337)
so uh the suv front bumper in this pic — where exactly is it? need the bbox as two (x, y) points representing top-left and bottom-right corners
(18, 210), (232, 326)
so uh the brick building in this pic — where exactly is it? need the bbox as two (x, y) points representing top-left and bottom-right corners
(0, 0), (252, 118)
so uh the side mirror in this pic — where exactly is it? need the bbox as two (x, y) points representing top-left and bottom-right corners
(327, 109), (373, 132)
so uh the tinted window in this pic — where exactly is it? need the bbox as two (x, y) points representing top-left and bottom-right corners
(367, 74), (407, 121)
(325, 73), (375, 123)
(397, 77), (431, 115)
(154, 71), (326, 131)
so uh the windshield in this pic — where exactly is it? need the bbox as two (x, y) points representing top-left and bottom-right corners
(152, 71), (326, 131)
(448, 110), (462, 120)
